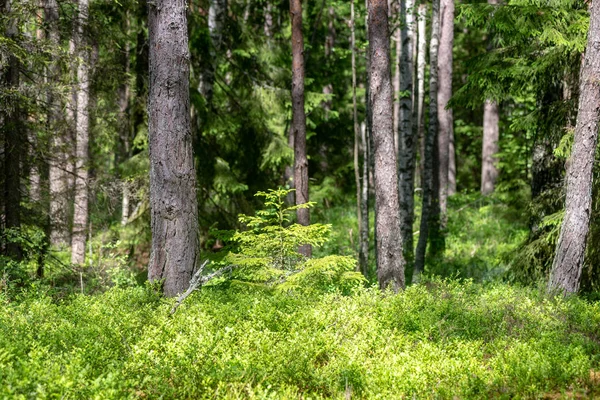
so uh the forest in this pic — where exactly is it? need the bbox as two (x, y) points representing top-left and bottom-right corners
(1, 0), (600, 397)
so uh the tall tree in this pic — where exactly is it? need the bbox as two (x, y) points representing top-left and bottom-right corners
(548, 0), (600, 294)
(148, 0), (200, 296)
(2, 0), (22, 260)
(436, 0), (454, 234)
(368, 0), (405, 291)
(414, 0), (440, 279)
(290, 0), (311, 257)
(481, 0), (500, 195)
(71, 0), (91, 265)
(398, 0), (417, 272)
(415, 2), (426, 188)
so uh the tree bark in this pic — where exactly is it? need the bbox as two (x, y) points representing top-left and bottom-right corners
(481, 100), (499, 195)
(148, 0), (201, 297)
(351, 0), (367, 274)
(414, 0), (440, 279)
(548, 0), (600, 294)
(415, 3), (426, 189)
(436, 0), (453, 227)
(398, 0), (417, 272)
(71, 0), (90, 266)
(368, 0), (405, 291)
(290, 0), (311, 257)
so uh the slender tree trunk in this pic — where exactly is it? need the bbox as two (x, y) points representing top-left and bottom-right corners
(119, 22), (132, 227)
(3, 0), (22, 260)
(351, 0), (367, 274)
(368, 0), (405, 291)
(71, 0), (90, 266)
(481, 100), (499, 195)
(148, 0), (200, 296)
(290, 0), (311, 257)
(548, 0), (600, 294)
(392, 9), (400, 145)
(430, 0), (453, 257)
(264, 1), (273, 39)
(49, 3), (73, 248)
(414, 0), (440, 279)
(398, 0), (417, 273)
(415, 3), (426, 189)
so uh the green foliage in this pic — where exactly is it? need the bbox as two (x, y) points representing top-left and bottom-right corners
(1, 281), (599, 398)
(220, 188), (364, 294)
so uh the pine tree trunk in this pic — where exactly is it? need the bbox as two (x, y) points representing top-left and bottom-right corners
(71, 0), (90, 266)
(481, 100), (499, 195)
(414, 0), (440, 279)
(368, 0), (405, 291)
(148, 0), (200, 297)
(548, 0), (600, 294)
(48, 0), (71, 248)
(398, 0), (417, 273)
(290, 0), (311, 257)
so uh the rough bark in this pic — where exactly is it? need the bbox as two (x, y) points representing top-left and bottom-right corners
(481, 100), (499, 195)
(290, 0), (311, 257)
(436, 0), (453, 226)
(47, 0), (71, 248)
(548, 0), (600, 294)
(398, 0), (417, 272)
(148, 0), (201, 297)
(71, 0), (90, 266)
(3, 0), (22, 260)
(414, 0), (439, 279)
(368, 0), (405, 291)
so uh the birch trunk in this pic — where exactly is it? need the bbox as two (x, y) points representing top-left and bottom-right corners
(71, 0), (90, 266)
(415, 3), (426, 189)
(199, 0), (227, 101)
(290, 0), (311, 257)
(414, 0), (440, 279)
(548, 0), (600, 294)
(148, 0), (201, 297)
(368, 0), (405, 291)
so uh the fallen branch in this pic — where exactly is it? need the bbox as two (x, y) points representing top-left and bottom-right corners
(170, 261), (234, 315)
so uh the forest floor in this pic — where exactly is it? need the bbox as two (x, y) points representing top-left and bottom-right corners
(2, 190), (600, 399)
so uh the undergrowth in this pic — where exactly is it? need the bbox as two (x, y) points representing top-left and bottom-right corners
(1, 280), (599, 399)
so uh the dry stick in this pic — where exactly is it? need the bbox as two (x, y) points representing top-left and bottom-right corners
(170, 260), (233, 315)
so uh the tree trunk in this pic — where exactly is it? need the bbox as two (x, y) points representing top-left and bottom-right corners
(548, 0), (600, 294)
(436, 0), (453, 228)
(264, 1), (273, 39)
(2, 0), (22, 260)
(290, 0), (311, 257)
(414, 0), (440, 279)
(71, 0), (90, 266)
(481, 100), (499, 195)
(351, 0), (367, 274)
(398, 0), (417, 273)
(148, 0), (201, 297)
(368, 0), (405, 291)
(415, 3), (427, 189)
